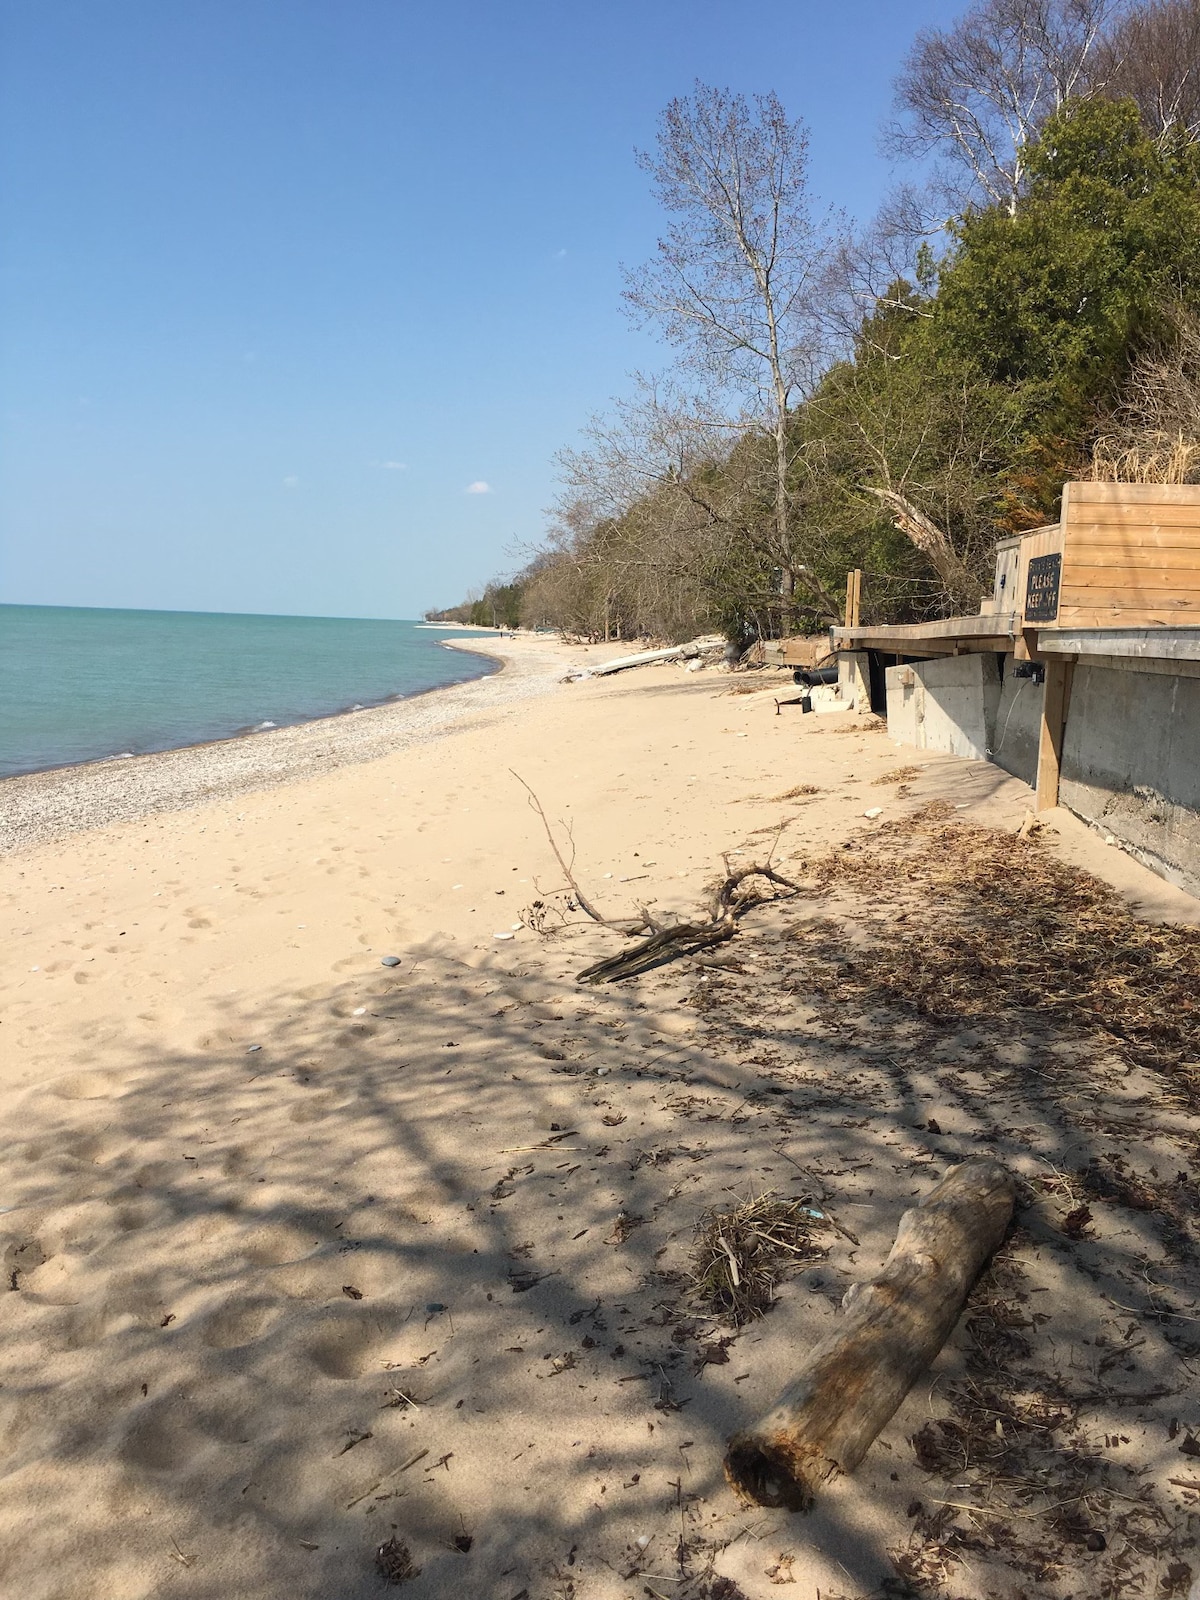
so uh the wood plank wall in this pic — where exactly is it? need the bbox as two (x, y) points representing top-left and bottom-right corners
(1056, 482), (1200, 628)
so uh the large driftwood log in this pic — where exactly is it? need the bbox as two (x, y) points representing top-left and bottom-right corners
(724, 1158), (1015, 1510)
(587, 642), (705, 676)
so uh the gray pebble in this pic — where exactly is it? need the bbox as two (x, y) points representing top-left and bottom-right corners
(380, 955), (402, 968)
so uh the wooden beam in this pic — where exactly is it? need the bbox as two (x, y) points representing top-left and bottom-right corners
(1035, 656), (1074, 811)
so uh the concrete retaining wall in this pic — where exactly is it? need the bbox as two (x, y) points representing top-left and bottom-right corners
(1060, 663), (1200, 898)
(876, 646), (1200, 899)
(991, 661), (1043, 788)
(884, 654), (1001, 761)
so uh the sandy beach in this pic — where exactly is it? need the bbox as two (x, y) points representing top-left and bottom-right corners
(3, 634), (1200, 1600)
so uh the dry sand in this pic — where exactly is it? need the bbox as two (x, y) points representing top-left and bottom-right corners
(2, 635), (1199, 1600)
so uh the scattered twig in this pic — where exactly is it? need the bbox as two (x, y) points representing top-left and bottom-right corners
(344, 1448), (430, 1510)
(511, 770), (651, 935)
(692, 1194), (827, 1325)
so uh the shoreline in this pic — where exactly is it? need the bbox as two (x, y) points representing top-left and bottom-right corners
(0, 636), (502, 787)
(0, 634), (577, 855)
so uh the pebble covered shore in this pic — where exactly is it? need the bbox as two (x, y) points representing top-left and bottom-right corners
(1, 639), (568, 853)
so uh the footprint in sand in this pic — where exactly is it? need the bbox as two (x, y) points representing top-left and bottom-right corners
(288, 1092), (345, 1124)
(62, 1303), (113, 1351)
(61, 1131), (126, 1165)
(131, 1160), (178, 1189)
(240, 1221), (321, 1266)
(114, 1202), (159, 1232)
(48, 1070), (125, 1101)
(201, 1297), (279, 1350)
(306, 1310), (388, 1378)
(102, 1273), (173, 1328)
(119, 1399), (208, 1472)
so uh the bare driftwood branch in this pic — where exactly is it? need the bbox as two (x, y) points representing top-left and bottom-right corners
(724, 1157), (1015, 1510)
(512, 771), (798, 981)
(576, 863), (799, 984)
(511, 770), (651, 935)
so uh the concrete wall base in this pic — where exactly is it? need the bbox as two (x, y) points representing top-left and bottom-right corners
(837, 652), (870, 712)
(1060, 663), (1200, 900)
(876, 649), (1200, 899)
(884, 654), (1001, 761)
(991, 658), (1044, 788)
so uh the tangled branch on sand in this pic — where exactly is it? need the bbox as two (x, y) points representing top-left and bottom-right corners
(692, 1195), (827, 1326)
(576, 863), (800, 983)
(511, 769), (800, 982)
(796, 802), (1200, 1094)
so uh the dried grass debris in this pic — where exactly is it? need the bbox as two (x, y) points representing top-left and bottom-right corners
(692, 1194), (826, 1325)
(376, 1537), (420, 1585)
(796, 803), (1200, 1094)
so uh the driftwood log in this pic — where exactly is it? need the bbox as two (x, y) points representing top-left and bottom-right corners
(585, 642), (706, 676)
(724, 1157), (1016, 1510)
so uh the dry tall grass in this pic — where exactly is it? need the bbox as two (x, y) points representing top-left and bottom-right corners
(1091, 308), (1200, 484)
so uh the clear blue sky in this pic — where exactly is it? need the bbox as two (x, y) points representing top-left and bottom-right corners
(0, 0), (962, 619)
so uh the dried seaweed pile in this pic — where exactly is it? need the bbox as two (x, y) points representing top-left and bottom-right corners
(691, 1195), (826, 1325)
(796, 803), (1200, 1094)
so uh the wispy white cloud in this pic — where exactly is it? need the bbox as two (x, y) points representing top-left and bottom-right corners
(282, 475), (299, 489)
(379, 460), (407, 471)
(465, 480), (492, 495)
(554, 248), (568, 260)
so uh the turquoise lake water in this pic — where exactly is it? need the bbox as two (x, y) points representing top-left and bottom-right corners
(0, 605), (498, 778)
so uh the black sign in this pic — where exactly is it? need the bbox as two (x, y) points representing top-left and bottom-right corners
(1025, 552), (1061, 623)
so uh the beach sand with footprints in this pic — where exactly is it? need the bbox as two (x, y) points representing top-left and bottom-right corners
(3, 635), (1200, 1599)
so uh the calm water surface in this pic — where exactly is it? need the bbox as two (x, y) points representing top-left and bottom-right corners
(0, 605), (497, 778)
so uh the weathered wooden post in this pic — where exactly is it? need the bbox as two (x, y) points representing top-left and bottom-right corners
(724, 1158), (1015, 1510)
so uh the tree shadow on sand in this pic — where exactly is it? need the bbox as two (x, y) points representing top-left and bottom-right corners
(0, 837), (1197, 1598)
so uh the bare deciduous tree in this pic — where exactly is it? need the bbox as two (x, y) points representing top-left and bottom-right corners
(622, 82), (844, 625)
(890, 0), (1122, 213)
(1091, 0), (1200, 145)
